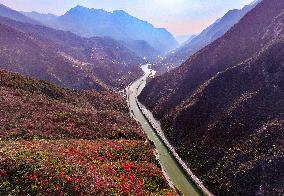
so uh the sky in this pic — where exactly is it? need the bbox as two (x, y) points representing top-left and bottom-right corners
(0, 0), (255, 36)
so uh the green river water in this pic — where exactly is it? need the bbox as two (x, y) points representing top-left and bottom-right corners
(127, 64), (202, 196)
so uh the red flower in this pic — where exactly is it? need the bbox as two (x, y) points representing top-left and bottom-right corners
(117, 145), (123, 150)
(137, 164), (142, 172)
(28, 173), (38, 180)
(65, 175), (72, 183)
(122, 182), (130, 193)
(137, 179), (143, 185)
(0, 169), (7, 177)
(73, 185), (79, 192)
(129, 174), (135, 182)
(121, 174), (126, 180)
(59, 171), (65, 177)
(123, 162), (133, 171)
(74, 178), (81, 183)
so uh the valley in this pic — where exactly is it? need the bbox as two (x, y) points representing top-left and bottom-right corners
(127, 64), (204, 195)
(0, 0), (283, 195)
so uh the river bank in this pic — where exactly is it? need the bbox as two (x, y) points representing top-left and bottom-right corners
(137, 99), (213, 196)
(126, 64), (212, 195)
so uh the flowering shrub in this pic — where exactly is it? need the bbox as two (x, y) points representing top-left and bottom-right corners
(0, 140), (174, 195)
(0, 70), (143, 141)
(0, 70), (175, 195)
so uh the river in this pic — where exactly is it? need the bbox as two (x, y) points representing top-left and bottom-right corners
(126, 64), (203, 195)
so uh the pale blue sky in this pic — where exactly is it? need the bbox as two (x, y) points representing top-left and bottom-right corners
(0, 0), (254, 35)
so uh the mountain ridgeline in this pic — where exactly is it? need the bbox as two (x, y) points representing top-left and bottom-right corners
(22, 6), (178, 55)
(154, 0), (260, 72)
(0, 5), (146, 90)
(0, 4), (40, 25)
(0, 3), (175, 195)
(139, 0), (284, 195)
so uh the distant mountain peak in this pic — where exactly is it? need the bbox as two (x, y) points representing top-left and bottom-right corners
(69, 5), (107, 14)
(15, 4), (178, 54)
(68, 5), (88, 13)
(52, 6), (178, 53)
(112, 10), (129, 16)
(0, 3), (6, 8)
(73, 5), (87, 10)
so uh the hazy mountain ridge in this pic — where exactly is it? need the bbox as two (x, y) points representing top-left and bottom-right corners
(120, 40), (160, 59)
(175, 34), (196, 45)
(153, 1), (259, 72)
(22, 5), (178, 55)
(21, 11), (58, 23)
(139, 0), (284, 194)
(0, 4), (40, 25)
(0, 6), (145, 90)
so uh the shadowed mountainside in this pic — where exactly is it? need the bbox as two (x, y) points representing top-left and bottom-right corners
(139, 0), (284, 195)
(0, 12), (144, 90)
(153, 1), (259, 72)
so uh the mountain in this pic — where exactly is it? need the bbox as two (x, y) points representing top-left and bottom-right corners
(139, 0), (284, 195)
(121, 40), (160, 60)
(21, 11), (160, 59)
(0, 69), (174, 195)
(21, 11), (58, 23)
(154, 1), (259, 72)
(22, 6), (178, 54)
(0, 12), (144, 90)
(175, 34), (196, 45)
(0, 4), (40, 25)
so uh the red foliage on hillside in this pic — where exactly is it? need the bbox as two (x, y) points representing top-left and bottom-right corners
(0, 70), (175, 195)
(0, 140), (174, 195)
(0, 70), (143, 140)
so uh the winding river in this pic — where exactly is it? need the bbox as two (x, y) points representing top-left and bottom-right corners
(127, 64), (204, 195)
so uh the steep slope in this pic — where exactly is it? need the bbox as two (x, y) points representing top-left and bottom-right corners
(121, 40), (160, 60)
(0, 70), (174, 195)
(154, 1), (259, 72)
(21, 11), (58, 24)
(0, 20), (104, 91)
(139, 0), (284, 195)
(0, 15), (144, 90)
(165, 40), (284, 195)
(179, 35), (197, 46)
(0, 4), (40, 25)
(175, 34), (196, 45)
(23, 6), (178, 54)
(0, 69), (143, 140)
